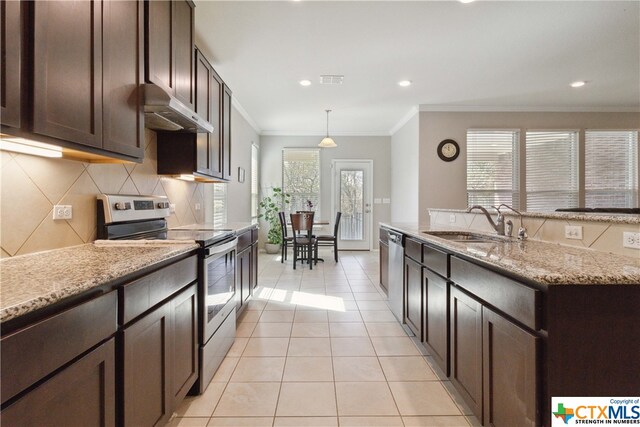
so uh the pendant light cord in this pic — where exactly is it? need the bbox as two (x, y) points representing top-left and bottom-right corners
(326, 110), (331, 137)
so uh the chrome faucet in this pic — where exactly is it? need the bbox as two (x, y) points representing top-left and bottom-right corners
(496, 204), (528, 240)
(466, 205), (505, 235)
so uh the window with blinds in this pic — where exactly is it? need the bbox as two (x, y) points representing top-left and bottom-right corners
(466, 130), (519, 208)
(251, 144), (259, 219)
(585, 130), (639, 208)
(212, 183), (227, 228)
(282, 148), (321, 214)
(525, 131), (578, 211)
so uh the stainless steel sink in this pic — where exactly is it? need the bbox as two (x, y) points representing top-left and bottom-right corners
(421, 231), (506, 243)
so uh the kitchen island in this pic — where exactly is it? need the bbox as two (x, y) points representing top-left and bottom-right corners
(380, 222), (640, 427)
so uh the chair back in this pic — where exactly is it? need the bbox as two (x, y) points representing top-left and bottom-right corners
(290, 212), (314, 237)
(278, 211), (288, 237)
(333, 212), (342, 237)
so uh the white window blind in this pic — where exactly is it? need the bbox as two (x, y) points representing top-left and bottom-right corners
(251, 144), (259, 219)
(282, 148), (320, 214)
(466, 130), (519, 208)
(212, 183), (227, 228)
(526, 131), (578, 211)
(585, 130), (639, 208)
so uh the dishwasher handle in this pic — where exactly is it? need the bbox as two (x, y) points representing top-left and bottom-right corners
(388, 231), (403, 245)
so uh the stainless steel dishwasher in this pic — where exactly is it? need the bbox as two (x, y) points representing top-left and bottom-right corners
(387, 230), (405, 324)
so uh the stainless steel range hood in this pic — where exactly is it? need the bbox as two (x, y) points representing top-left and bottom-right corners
(143, 84), (214, 133)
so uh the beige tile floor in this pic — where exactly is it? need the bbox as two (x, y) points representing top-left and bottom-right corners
(169, 250), (479, 427)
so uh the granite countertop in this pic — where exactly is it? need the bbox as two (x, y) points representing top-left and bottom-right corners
(0, 242), (199, 323)
(381, 222), (640, 286)
(171, 222), (258, 234)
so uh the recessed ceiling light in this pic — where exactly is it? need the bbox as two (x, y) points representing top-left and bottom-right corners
(459, 0), (475, 3)
(299, 79), (311, 87)
(570, 81), (587, 88)
(398, 80), (412, 87)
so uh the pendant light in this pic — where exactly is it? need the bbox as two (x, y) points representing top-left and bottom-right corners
(318, 109), (337, 148)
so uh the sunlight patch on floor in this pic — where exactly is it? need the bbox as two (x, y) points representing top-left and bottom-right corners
(290, 291), (346, 311)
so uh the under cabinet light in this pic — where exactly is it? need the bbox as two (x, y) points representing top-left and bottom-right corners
(178, 174), (196, 181)
(0, 136), (63, 158)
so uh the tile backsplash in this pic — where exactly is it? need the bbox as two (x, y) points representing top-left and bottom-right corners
(1, 130), (211, 257)
(429, 209), (640, 258)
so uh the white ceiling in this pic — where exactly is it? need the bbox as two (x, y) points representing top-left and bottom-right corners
(194, 1), (640, 135)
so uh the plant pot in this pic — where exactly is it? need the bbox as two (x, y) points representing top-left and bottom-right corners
(265, 243), (280, 254)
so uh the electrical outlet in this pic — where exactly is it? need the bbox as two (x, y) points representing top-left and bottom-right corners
(623, 232), (640, 249)
(169, 203), (176, 214)
(195, 203), (201, 211)
(564, 225), (583, 240)
(53, 205), (72, 220)
(449, 214), (456, 223)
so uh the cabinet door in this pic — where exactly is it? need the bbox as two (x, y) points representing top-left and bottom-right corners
(102, 0), (143, 159)
(251, 243), (258, 290)
(404, 256), (423, 339)
(379, 241), (389, 294)
(482, 307), (538, 427)
(222, 84), (232, 180)
(237, 247), (251, 311)
(145, 0), (173, 94)
(123, 302), (171, 427)
(170, 284), (198, 409)
(450, 285), (483, 420)
(209, 69), (224, 178)
(173, 0), (194, 110)
(424, 269), (449, 375)
(1, 338), (115, 427)
(33, 0), (102, 147)
(1, 0), (22, 128)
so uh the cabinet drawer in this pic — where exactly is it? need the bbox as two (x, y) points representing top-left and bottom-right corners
(405, 237), (422, 263)
(1, 291), (117, 404)
(237, 229), (252, 252)
(120, 255), (197, 325)
(423, 244), (449, 278)
(451, 257), (541, 331)
(379, 227), (389, 244)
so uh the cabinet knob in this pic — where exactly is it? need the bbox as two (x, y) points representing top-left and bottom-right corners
(114, 202), (131, 210)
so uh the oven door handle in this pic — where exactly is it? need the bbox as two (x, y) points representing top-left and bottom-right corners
(204, 238), (238, 257)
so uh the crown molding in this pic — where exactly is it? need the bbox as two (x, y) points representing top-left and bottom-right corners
(418, 104), (640, 113)
(389, 106), (419, 135)
(260, 130), (389, 137)
(231, 97), (262, 135)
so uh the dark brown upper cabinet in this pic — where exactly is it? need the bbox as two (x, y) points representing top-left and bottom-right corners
(222, 84), (233, 180)
(146, 0), (195, 111)
(157, 46), (231, 182)
(1, 0), (144, 162)
(1, 0), (23, 128)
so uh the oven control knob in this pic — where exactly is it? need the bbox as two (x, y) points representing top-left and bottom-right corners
(157, 202), (169, 209)
(114, 202), (131, 210)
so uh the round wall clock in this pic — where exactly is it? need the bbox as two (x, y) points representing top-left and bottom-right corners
(437, 139), (460, 162)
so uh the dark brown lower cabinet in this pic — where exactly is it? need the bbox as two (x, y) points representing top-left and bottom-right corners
(237, 246), (252, 312)
(122, 283), (198, 427)
(404, 256), (423, 339)
(251, 240), (258, 290)
(379, 240), (389, 294)
(450, 285), (483, 420)
(483, 307), (539, 427)
(123, 301), (171, 427)
(1, 338), (115, 427)
(423, 269), (449, 375)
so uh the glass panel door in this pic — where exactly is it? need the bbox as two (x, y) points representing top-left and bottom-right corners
(340, 170), (364, 241)
(332, 160), (372, 250)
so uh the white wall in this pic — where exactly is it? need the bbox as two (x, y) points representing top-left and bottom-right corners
(227, 105), (259, 222)
(259, 135), (391, 246)
(418, 111), (640, 226)
(390, 113), (419, 224)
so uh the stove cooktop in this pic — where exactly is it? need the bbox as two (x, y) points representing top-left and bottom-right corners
(165, 229), (234, 247)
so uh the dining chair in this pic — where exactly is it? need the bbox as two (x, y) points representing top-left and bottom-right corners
(315, 211), (342, 262)
(290, 212), (317, 269)
(278, 212), (294, 263)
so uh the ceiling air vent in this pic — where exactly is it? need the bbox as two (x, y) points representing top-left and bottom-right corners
(319, 75), (344, 85)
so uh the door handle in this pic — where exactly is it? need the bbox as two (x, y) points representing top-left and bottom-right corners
(365, 209), (371, 213)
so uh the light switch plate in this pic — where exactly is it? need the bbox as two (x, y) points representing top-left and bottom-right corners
(564, 225), (583, 240)
(53, 205), (72, 220)
(449, 214), (456, 223)
(623, 232), (640, 249)
(374, 198), (382, 204)
(382, 198), (390, 204)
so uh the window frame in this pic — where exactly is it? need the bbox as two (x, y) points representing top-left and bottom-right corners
(251, 143), (259, 221)
(282, 147), (322, 215)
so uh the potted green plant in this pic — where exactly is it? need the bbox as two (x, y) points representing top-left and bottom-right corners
(258, 187), (291, 254)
